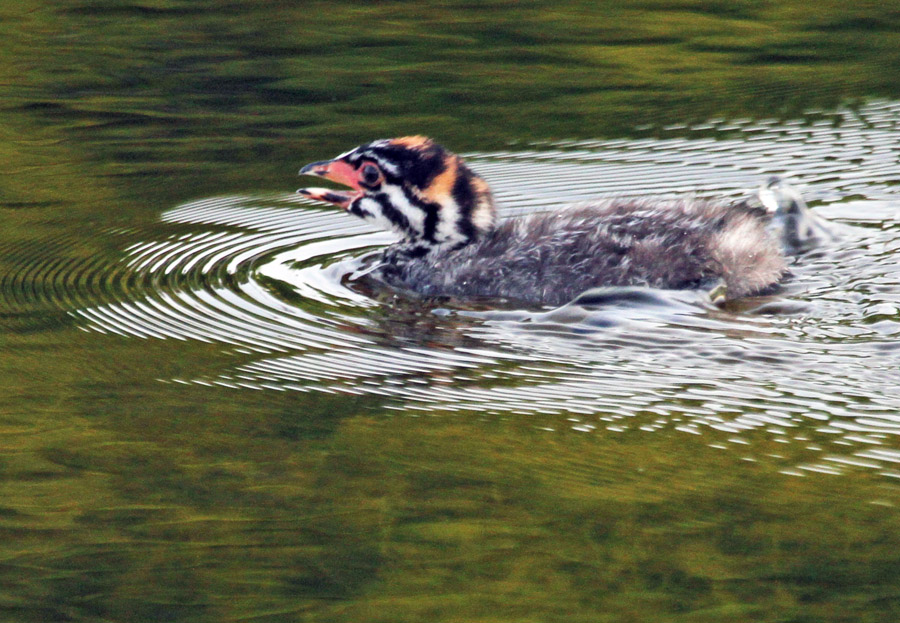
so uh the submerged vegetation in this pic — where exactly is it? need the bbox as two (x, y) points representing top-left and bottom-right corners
(5, 0), (900, 195)
(5, 395), (900, 622)
(2, 0), (900, 621)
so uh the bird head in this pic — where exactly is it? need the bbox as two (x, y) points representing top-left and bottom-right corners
(298, 136), (496, 254)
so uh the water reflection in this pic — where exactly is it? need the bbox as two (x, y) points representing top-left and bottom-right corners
(35, 101), (894, 478)
(6, 4), (900, 620)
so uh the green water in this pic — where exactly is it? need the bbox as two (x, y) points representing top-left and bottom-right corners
(3, 1), (900, 621)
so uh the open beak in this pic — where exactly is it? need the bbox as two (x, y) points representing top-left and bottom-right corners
(297, 159), (362, 209)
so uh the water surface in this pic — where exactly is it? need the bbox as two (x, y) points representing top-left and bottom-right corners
(2, 2), (900, 622)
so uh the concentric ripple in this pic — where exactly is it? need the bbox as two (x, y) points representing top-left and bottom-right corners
(9, 100), (900, 476)
(77, 196), (386, 353)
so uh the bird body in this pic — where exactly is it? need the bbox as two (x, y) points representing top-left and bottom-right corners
(298, 137), (824, 307)
(379, 201), (784, 306)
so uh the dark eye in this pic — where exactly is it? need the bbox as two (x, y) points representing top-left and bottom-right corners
(360, 163), (381, 186)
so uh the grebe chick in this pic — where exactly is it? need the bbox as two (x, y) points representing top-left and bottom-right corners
(298, 137), (809, 307)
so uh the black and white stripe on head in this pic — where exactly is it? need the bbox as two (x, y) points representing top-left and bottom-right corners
(349, 194), (414, 237)
(341, 137), (446, 185)
(341, 151), (400, 178)
(341, 137), (497, 251)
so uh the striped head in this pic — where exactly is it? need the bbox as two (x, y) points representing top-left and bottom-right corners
(298, 137), (496, 255)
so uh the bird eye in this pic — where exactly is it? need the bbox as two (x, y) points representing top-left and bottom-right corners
(360, 163), (381, 187)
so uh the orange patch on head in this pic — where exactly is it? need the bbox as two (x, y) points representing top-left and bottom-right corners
(389, 135), (433, 150)
(470, 176), (489, 197)
(420, 154), (459, 203)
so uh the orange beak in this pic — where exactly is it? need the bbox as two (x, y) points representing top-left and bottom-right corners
(297, 159), (362, 209)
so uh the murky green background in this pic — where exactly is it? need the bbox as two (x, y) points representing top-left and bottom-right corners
(3, 1), (900, 621)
